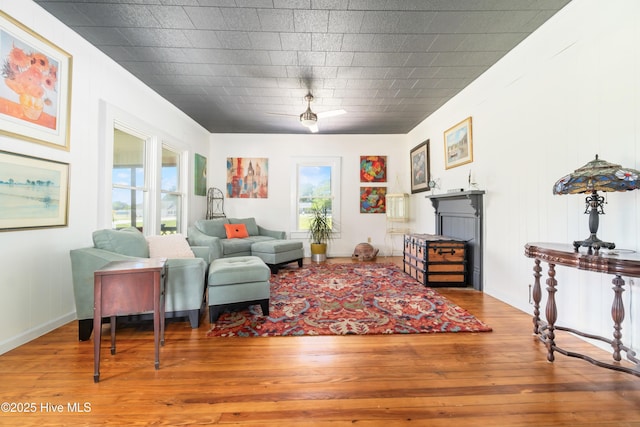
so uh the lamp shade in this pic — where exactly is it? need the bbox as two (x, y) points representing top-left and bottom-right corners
(553, 155), (640, 195)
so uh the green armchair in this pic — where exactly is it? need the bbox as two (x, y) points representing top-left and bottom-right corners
(70, 227), (208, 341)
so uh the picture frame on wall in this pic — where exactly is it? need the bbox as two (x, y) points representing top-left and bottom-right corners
(360, 155), (387, 182)
(0, 150), (69, 231)
(409, 139), (430, 194)
(360, 186), (386, 213)
(444, 116), (473, 169)
(0, 11), (73, 150)
(194, 153), (207, 196)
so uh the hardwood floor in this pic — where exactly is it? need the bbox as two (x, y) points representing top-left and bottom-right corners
(1, 257), (639, 426)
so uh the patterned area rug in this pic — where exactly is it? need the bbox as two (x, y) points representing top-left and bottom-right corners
(207, 263), (492, 337)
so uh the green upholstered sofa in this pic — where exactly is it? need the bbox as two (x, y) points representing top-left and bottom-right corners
(187, 217), (303, 272)
(69, 227), (208, 341)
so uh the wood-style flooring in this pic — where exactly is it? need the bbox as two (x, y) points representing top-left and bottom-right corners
(0, 257), (639, 426)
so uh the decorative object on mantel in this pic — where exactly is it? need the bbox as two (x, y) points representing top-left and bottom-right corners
(444, 117), (473, 169)
(553, 155), (640, 254)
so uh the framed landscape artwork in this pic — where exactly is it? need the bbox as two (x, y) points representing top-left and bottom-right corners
(0, 11), (72, 150)
(360, 155), (387, 182)
(444, 117), (473, 169)
(360, 186), (386, 213)
(0, 150), (69, 231)
(409, 140), (430, 194)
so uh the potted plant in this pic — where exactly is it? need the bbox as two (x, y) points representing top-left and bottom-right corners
(308, 202), (332, 262)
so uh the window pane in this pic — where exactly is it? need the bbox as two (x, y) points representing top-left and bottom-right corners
(161, 148), (178, 192)
(113, 129), (145, 187)
(298, 165), (332, 230)
(161, 193), (180, 234)
(112, 188), (144, 231)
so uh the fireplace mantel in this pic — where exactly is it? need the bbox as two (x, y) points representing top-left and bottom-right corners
(426, 190), (485, 290)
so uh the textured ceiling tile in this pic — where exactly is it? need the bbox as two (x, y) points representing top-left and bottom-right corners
(215, 31), (253, 49)
(150, 5), (195, 28)
(293, 9), (329, 32)
(312, 33), (343, 52)
(274, 0), (310, 8)
(118, 28), (192, 48)
(183, 30), (223, 49)
(297, 51), (326, 66)
(325, 52), (354, 67)
(75, 4), (160, 27)
(359, 11), (401, 33)
(183, 6), (227, 30)
(328, 10), (365, 33)
(269, 51), (298, 65)
(258, 9), (295, 32)
(280, 33), (312, 51)
(248, 32), (282, 49)
(220, 7), (261, 31)
(427, 34), (467, 52)
(73, 27), (131, 46)
(352, 52), (411, 67)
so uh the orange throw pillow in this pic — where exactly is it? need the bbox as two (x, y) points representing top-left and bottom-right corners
(224, 223), (249, 239)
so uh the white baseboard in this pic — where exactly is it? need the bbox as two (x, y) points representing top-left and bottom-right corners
(0, 312), (76, 355)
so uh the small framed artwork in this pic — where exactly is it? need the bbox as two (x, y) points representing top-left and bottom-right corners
(409, 140), (430, 194)
(0, 11), (73, 150)
(0, 150), (69, 231)
(444, 117), (473, 169)
(360, 186), (386, 213)
(194, 153), (207, 196)
(360, 155), (387, 182)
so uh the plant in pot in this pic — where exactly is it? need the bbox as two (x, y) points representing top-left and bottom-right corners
(308, 202), (333, 262)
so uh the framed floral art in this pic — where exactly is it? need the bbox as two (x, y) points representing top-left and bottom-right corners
(0, 11), (72, 150)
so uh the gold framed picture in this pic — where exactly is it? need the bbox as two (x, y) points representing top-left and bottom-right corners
(444, 117), (473, 169)
(0, 11), (72, 150)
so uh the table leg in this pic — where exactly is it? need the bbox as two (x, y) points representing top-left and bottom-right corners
(93, 278), (102, 383)
(153, 270), (161, 370)
(110, 316), (116, 355)
(545, 263), (558, 362)
(532, 258), (542, 335)
(611, 275), (625, 362)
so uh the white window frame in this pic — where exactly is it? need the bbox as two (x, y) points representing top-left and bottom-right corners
(99, 101), (189, 235)
(289, 156), (341, 240)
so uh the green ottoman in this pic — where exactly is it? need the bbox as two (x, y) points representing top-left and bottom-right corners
(251, 240), (304, 273)
(207, 256), (271, 322)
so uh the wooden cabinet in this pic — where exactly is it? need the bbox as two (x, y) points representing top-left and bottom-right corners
(403, 234), (467, 287)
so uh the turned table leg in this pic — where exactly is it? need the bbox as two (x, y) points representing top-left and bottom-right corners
(545, 263), (558, 362)
(611, 275), (625, 362)
(532, 258), (542, 335)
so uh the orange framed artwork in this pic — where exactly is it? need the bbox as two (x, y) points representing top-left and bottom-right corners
(0, 11), (72, 150)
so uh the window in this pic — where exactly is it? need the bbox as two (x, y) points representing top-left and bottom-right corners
(111, 126), (186, 235)
(160, 146), (182, 235)
(112, 128), (147, 231)
(290, 157), (341, 239)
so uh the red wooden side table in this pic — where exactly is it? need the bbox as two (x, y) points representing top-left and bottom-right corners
(93, 258), (167, 382)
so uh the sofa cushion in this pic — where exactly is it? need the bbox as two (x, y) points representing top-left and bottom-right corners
(228, 217), (259, 236)
(195, 218), (229, 238)
(92, 227), (149, 258)
(222, 238), (254, 256)
(224, 223), (249, 239)
(146, 234), (195, 258)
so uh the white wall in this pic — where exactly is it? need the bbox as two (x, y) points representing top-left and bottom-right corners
(0, 1), (210, 354)
(408, 0), (640, 352)
(209, 134), (409, 257)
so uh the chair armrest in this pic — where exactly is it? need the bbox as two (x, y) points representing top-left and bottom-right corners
(190, 246), (212, 264)
(187, 226), (223, 260)
(69, 247), (141, 320)
(258, 225), (286, 240)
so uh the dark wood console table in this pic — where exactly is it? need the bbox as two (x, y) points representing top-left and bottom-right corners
(525, 242), (640, 376)
(93, 258), (167, 382)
